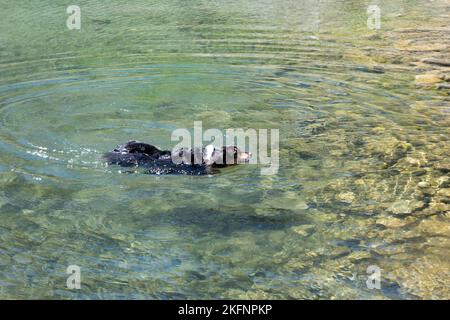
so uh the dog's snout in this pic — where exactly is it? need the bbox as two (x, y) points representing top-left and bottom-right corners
(240, 152), (251, 161)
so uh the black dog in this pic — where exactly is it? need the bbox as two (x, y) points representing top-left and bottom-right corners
(104, 141), (251, 175)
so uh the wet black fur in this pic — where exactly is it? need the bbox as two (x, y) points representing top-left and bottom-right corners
(104, 141), (242, 175)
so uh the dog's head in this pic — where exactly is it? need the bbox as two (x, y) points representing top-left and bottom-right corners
(203, 145), (251, 167)
(116, 141), (160, 156)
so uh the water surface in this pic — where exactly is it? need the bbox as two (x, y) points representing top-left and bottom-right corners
(0, 0), (449, 299)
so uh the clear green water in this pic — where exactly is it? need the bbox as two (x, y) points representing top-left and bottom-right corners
(0, 0), (449, 299)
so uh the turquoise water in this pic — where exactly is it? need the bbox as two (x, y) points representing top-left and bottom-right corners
(0, 0), (449, 299)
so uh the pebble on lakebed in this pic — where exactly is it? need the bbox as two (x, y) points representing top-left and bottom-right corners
(290, 225), (315, 237)
(415, 74), (443, 86)
(387, 200), (425, 215)
(376, 216), (416, 228)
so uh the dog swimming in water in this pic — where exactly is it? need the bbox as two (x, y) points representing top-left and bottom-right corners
(104, 141), (251, 175)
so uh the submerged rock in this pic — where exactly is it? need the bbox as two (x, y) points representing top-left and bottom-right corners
(291, 225), (315, 237)
(364, 137), (412, 167)
(437, 176), (449, 188)
(415, 74), (443, 86)
(434, 162), (450, 173)
(421, 58), (450, 67)
(395, 41), (448, 52)
(387, 200), (424, 215)
(329, 247), (351, 259)
(436, 189), (450, 204)
(417, 181), (430, 188)
(336, 192), (356, 204)
(388, 256), (450, 299)
(376, 216), (415, 228)
(436, 83), (450, 91)
(427, 201), (450, 215)
(417, 215), (450, 236)
(283, 258), (314, 272)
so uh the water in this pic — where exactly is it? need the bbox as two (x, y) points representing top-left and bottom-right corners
(1, 0), (449, 299)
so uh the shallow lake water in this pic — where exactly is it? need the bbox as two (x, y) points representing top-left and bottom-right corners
(0, 0), (449, 299)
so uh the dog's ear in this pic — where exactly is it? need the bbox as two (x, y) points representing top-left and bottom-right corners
(223, 146), (251, 164)
(219, 146), (237, 165)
